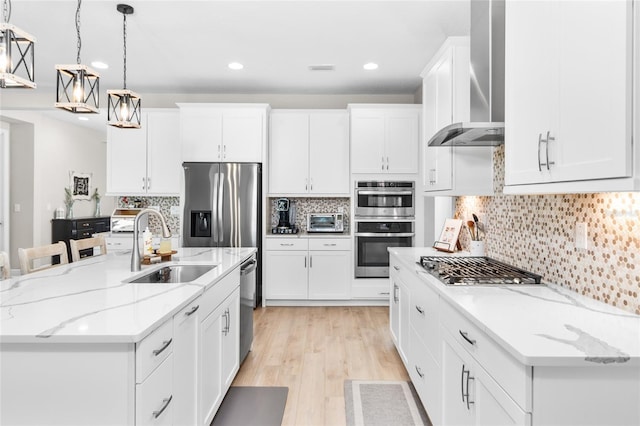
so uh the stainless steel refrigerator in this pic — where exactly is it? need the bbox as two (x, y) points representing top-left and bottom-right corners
(182, 161), (262, 319)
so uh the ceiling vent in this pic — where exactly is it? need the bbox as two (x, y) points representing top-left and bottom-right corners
(308, 64), (335, 71)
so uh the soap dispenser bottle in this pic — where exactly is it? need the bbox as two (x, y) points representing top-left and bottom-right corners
(143, 227), (153, 255)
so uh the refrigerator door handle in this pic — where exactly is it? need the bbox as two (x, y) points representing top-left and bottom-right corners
(218, 172), (225, 244)
(212, 172), (219, 243)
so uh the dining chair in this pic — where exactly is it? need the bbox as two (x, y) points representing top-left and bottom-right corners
(0, 251), (10, 279)
(69, 235), (107, 262)
(18, 242), (69, 275)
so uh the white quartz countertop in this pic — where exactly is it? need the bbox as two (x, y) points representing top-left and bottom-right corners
(389, 247), (640, 367)
(0, 247), (256, 344)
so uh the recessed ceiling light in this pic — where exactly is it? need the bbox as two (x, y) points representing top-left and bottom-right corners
(363, 62), (379, 71)
(228, 62), (244, 70)
(91, 61), (109, 69)
(78, 116), (89, 121)
(308, 64), (335, 71)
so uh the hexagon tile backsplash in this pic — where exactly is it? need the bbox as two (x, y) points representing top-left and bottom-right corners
(455, 146), (639, 314)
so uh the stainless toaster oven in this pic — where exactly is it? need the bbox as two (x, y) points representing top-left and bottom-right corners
(307, 213), (344, 233)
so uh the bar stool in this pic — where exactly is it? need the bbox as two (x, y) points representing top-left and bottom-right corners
(18, 242), (69, 275)
(0, 251), (10, 279)
(69, 235), (107, 262)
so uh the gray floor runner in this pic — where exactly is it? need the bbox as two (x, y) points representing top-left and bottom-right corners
(211, 386), (289, 426)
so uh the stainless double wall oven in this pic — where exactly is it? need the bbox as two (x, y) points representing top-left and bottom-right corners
(354, 181), (415, 278)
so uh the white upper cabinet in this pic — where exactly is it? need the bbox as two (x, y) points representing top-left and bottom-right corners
(179, 104), (268, 163)
(504, 0), (636, 193)
(350, 105), (420, 174)
(421, 37), (494, 196)
(107, 110), (181, 196)
(269, 110), (349, 195)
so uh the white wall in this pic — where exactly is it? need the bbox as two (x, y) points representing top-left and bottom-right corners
(1, 112), (115, 264)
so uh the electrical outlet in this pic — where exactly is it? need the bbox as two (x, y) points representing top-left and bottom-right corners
(337, 206), (344, 213)
(14, 204), (20, 212)
(575, 222), (588, 249)
(170, 206), (181, 216)
(149, 205), (160, 211)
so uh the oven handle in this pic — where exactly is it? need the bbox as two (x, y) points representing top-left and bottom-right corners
(356, 190), (414, 196)
(355, 232), (415, 237)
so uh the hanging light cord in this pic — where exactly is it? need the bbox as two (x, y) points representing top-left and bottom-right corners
(76, 0), (82, 64)
(2, 0), (11, 23)
(123, 11), (127, 89)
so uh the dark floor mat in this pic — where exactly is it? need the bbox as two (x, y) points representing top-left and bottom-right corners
(211, 386), (289, 426)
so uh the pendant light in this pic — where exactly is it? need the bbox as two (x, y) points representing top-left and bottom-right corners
(0, 0), (36, 88)
(107, 4), (141, 128)
(55, 0), (99, 113)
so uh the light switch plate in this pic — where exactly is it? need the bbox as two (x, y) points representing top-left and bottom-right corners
(575, 222), (588, 249)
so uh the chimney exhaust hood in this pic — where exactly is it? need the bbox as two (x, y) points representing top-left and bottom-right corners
(428, 0), (505, 147)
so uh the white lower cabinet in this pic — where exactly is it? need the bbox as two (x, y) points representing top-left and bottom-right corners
(442, 331), (530, 426)
(199, 274), (240, 426)
(172, 297), (201, 425)
(136, 354), (174, 426)
(265, 238), (351, 301)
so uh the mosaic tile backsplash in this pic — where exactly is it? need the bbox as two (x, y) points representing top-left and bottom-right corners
(117, 196), (181, 236)
(455, 146), (640, 314)
(269, 197), (351, 232)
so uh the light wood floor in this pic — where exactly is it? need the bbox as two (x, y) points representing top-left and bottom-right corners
(232, 306), (410, 426)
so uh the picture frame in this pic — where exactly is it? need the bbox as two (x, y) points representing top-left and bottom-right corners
(69, 171), (92, 201)
(433, 218), (463, 252)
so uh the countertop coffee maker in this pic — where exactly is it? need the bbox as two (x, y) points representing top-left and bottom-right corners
(272, 198), (298, 234)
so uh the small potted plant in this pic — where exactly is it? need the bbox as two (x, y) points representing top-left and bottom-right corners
(92, 188), (101, 217)
(64, 187), (75, 219)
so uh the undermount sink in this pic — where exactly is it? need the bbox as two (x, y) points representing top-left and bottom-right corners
(129, 264), (217, 284)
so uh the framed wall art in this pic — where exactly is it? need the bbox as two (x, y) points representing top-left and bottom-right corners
(69, 171), (93, 200)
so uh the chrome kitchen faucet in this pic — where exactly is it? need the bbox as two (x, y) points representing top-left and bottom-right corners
(131, 208), (171, 272)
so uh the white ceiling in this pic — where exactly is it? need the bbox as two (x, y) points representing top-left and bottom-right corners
(4, 0), (470, 130)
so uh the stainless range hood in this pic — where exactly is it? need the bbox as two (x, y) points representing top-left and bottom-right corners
(428, 0), (505, 147)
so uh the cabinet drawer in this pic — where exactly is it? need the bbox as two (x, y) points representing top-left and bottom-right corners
(409, 327), (441, 425)
(351, 281), (390, 299)
(441, 301), (532, 411)
(136, 319), (174, 383)
(201, 267), (240, 318)
(308, 238), (351, 251)
(136, 353), (174, 426)
(409, 280), (440, 361)
(265, 238), (308, 251)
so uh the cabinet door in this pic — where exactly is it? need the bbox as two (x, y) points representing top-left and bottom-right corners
(309, 112), (350, 194)
(146, 111), (181, 195)
(173, 298), (200, 426)
(389, 277), (400, 347)
(504, 1), (556, 185)
(107, 115), (148, 195)
(181, 108), (223, 161)
(222, 110), (264, 162)
(386, 111), (420, 174)
(308, 251), (350, 300)
(221, 289), (240, 391)
(269, 113), (309, 194)
(199, 306), (223, 426)
(136, 354), (174, 426)
(265, 251), (308, 299)
(423, 67), (453, 191)
(551, 0), (632, 183)
(475, 374), (529, 426)
(442, 335), (474, 426)
(351, 113), (385, 173)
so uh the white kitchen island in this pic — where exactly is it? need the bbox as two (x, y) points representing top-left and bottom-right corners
(389, 247), (640, 426)
(0, 247), (256, 426)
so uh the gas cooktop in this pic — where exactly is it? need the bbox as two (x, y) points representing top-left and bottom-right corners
(419, 256), (543, 286)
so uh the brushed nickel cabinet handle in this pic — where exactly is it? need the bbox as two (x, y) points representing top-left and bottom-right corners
(153, 395), (173, 419)
(185, 305), (200, 316)
(415, 305), (425, 315)
(459, 330), (476, 346)
(152, 338), (173, 356)
(415, 365), (424, 378)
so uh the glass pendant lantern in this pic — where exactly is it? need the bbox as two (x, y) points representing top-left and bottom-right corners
(55, 0), (99, 113)
(0, 0), (36, 88)
(107, 3), (141, 128)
